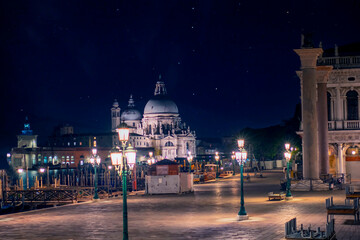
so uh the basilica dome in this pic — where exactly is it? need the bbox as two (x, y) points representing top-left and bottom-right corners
(121, 108), (142, 121)
(144, 95), (179, 115)
(121, 95), (142, 121)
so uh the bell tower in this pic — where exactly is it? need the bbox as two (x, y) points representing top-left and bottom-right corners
(111, 99), (121, 132)
(17, 117), (38, 148)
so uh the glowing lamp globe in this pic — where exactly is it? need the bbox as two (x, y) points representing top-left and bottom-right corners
(241, 151), (247, 161)
(238, 139), (245, 148)
(92, 148), (97, 156)
(117, 124), (130, 142)
(285, 143), (290, 151)
(125, 146), (137, 170)
(284, 152), (291, 162)
(110, 151), (122, 166)
(235, 151), (241, 162)
(96, 156), (101, 165)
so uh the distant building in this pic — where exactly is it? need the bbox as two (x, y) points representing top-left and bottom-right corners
(112, 81), (196, 160)
(10, 120), (112, 170)
(17, 117), (37, 149)
(10, 81), (197, 170)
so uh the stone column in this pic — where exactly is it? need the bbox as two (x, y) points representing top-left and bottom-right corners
(294, 48), (323, 180)
(335, 87), (343, 129)
(317, 66), (333, 177)
(330, 96), (335, 121)
(337, 143), (344, 174)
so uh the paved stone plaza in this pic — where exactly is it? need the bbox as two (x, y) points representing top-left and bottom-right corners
(0, 171), (359, 239)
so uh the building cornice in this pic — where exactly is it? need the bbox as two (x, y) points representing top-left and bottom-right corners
(328, 130), (360, 143)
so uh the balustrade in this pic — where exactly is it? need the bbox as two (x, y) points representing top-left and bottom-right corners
(318, 56), (360, 68)
(344, 120), (360, 129)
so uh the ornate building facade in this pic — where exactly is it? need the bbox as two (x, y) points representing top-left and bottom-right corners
(111, 81), (196, 160)
(297, 42), (360, 181)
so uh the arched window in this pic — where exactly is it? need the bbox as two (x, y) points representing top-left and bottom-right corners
(165, 141), (174, 147)
(327, 92), (331, 121)
(347, 90), (358, 120)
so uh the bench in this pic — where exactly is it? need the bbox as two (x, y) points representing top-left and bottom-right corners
(285, 217), (336, 240)
(346, 185), (360, 200)
(326, 196), (359, 222)
(268, 192), (285, 201)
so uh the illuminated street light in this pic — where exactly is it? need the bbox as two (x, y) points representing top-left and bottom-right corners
(236, 139), (248, 220)
(39, 168), (45, 188)
(17, 168), (24, 190)
(238, 139), (245, 148)
(284, 143), (293, 200)
(126, 145), (137, 191)
(147, 151), (155, 165)
(90, 147), (101, 200)
(187, 151), (193, 174)
(215, 152), (220, 178)
(114, 123), (132, 240)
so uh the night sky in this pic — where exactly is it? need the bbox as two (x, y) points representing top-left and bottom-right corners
(1, 0), (360, 154)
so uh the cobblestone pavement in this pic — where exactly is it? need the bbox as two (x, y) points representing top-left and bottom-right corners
(0, 171), (359, 239)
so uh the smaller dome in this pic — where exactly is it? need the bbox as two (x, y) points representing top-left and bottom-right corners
(121, 109), (142, 121)
(121, 95), (142, 121)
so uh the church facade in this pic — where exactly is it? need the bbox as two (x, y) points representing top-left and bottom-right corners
(111, 81), (196, 160)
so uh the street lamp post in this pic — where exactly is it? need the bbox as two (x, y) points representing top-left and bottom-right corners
(231, 152), (236, 176)
(284, 143), (293, 200)
(110, 123), (134, 240)
(147, 152), (153, 165)
(17, 169), (24, 190)
(39, 168), (45, 188)
(147, 151), (156, 166)
(46, 166), (50, 187)
(187, 151), (193, 174)
(215, 152), (220, 178)
(90, 148), (101, 200)
(236, 139), (248, 220)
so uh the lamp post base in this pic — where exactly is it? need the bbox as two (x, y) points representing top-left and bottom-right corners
(92, 197), (100, 201)
(237, 214), (249, 221)
(285, 196), (293, 200)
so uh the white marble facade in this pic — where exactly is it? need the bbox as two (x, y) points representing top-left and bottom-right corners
(111, 81), (196, 160)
